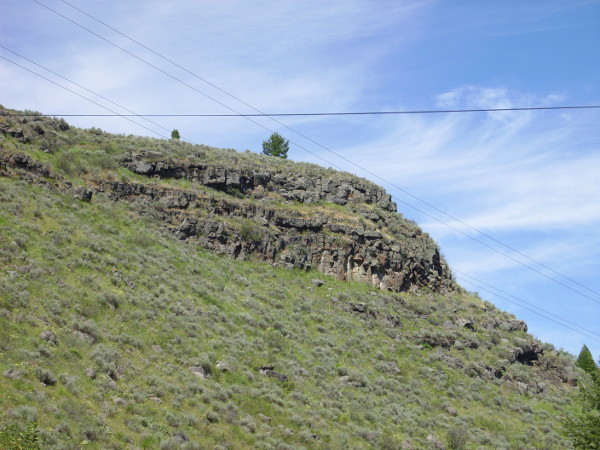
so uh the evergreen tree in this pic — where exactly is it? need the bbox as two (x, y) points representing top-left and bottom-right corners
(262, 132), (289, 158)
(171, 129), (180, 140)
(564, 350), (600, 448)
(577, 345), (598, 375)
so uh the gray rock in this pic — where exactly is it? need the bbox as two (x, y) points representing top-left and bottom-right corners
(73, 187), (92, 202)
(216, 361), (231, 372)
(133, 161), (154, 175)
(456, 318), (475, 331)
(311, 279), (325, 287)
(35, 368), (57, 386)
(498, 319), (528, 332)
(189, 366), (207, 378)
(349, 302), (366, 313)
(103, 157), (455, 296)
(510, 343), (543, 365)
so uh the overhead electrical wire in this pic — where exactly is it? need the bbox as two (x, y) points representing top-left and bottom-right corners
(28, 0), (298, 145)
(26, 2), (370, 182)
(455, 275), (600, 344)
(32, 0), (600, 304)
(0, 54), (169, 140)
(4, 104), (600, 117)
(0, 44), (196, 144)
(453, 269), (600, 340)
(26, 0), (600, 319)
(41, 0), (600, 306)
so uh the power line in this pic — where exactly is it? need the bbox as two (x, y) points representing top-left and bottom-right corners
(0, 44), (196, 144)
(28, 0), (287, 139)
(33, 0), (600, 306)
(456, 275), (600, 345)
(0, 54), (169, 140)
(454, 269), (600, 340)
(4, 104), (600, 117)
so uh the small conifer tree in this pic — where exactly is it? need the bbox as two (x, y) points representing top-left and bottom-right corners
(171, 129), (180, 140)
(262, 132), (289, 158)
(577, 345), (598, 375)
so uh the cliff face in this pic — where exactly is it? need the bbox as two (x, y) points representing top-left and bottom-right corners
(100, 154), (453, 293)
(0, 108), (453, 294)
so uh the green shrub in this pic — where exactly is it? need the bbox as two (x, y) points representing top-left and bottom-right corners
(0, 423), (41, 449)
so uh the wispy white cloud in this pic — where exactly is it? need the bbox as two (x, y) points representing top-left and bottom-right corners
(337, 86), (599, 236)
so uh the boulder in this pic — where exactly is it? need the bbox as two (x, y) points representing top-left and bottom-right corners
(511, 343), (543, 365)
(216, 361), (232, 372)
(189, 366), (208, 378)
(455, 318), (475, 331)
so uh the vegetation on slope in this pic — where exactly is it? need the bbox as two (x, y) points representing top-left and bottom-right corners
(0, 105), (452, 293)
(0, 107), (584, 448)
(564, 347), (600, 448)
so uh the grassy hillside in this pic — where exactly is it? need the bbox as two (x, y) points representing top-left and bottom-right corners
(0, 108), (581, 449)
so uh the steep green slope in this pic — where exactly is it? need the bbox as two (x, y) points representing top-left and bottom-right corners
(0, 108), (580, 448)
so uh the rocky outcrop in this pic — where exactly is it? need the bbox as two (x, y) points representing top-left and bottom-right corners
(121, 155), (397, 211)
(100, 179), (453, 293)
(0, 145), (454, 294)
(0, 152), (93, 202)
(0, 152), (51, 178)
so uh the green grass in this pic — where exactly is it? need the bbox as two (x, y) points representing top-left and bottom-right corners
(0, 106), (582, 448)
(0, 178), (578, 448)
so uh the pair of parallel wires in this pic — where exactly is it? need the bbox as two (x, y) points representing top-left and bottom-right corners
(1, 0), (599, 343)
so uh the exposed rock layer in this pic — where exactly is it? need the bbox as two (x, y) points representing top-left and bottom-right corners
(121, 156), (398, 211)
(109, 155), (454, 293)
(0, 148), (454, 293)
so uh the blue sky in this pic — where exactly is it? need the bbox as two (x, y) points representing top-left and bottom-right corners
(2, 0), (599, 359)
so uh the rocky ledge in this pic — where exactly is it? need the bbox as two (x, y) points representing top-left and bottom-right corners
(121, 154), (397, 211)
(108, 154), (454, 293)
(1, 149), (455, 293)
